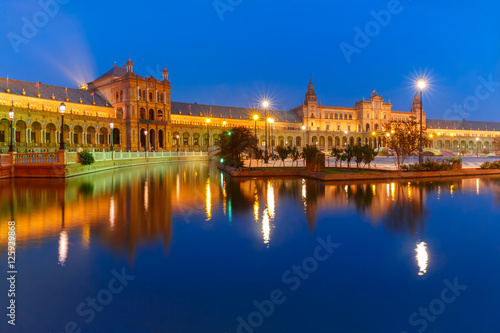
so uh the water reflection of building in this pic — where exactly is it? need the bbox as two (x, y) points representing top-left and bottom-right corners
(0, 162), (220, 260)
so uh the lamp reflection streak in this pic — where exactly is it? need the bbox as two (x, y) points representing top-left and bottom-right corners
(109, 196), (115, 229)
(267, 181), (275, 218)
(416, 241), (428, 276)
(58, 230), (68, 266)
(262, 209), (270, 246)
(206, 179), (212, 221)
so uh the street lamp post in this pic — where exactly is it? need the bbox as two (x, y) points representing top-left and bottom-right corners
(476, 137), (479, 157)
(110, 122), (114, 152)
(145, 130), (148, 152)
(386, 133), (390, 157)
(253, 114), (258, 138)
(206, 118), (210, 152)
(417, 78), (426, 164)
(59, 103), (66, 150)
(176, 134), (180, 154)
(269, 118), (274, 156)
(263, 101), (269, 163)
(8, 109), (14, 152)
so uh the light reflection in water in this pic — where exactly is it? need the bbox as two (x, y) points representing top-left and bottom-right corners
(267, 181), (275, 218)
(416, 241), (428, 276)
(109, 196), (115, 229)
(58, 230), (68, 266)
(144, 180), (149, 211)
(82, 224), (90, 248)
(206, 179), (212, 221)
(262, 209), (270, 246)
(391, 183), (395, 201)
(254, 190), (259, 222)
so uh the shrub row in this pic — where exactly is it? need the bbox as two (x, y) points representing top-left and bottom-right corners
(480, 161), (500, 169)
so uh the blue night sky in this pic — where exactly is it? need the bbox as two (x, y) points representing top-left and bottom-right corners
(1, 0), (499, 121)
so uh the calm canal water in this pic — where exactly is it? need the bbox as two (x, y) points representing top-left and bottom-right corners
(1, 162), (500, 333)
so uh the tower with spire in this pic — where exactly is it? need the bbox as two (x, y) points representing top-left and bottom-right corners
(125, 55), (134, 73)
(304, 76), (318, 119)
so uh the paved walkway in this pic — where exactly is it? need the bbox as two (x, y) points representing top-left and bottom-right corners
(244, 156), (500, 170)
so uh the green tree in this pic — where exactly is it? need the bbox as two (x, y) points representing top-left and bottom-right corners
(276, 146), (289, 167)
(288, 146), (301, 167)
(302, 145), (320, 163)
(344, 145), (355, 168)
(253, 147), (264, 167)
(218, 127), (257, 166)
(383, 117), (431, 169)
(362, 145), (377, 168)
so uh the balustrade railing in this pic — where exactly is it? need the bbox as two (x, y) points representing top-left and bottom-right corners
(15, 152), (59, 165)
(8, 150), (207, 167)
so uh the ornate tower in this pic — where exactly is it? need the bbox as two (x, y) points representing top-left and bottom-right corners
(125, 55), (134, 73)
(162, 65), (169, 81)
(411, 91), (422, 121)
(304, 77), (318, 120)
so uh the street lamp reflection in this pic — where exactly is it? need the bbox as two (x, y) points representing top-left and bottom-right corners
(416, 241), (428, 276)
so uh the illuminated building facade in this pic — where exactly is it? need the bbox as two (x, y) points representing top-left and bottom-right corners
(0, 56), (499, 153)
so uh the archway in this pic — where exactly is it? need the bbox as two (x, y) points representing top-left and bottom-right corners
(158, 110), (163, 121)
(140, 129), (147, 149)
(73, 125), (83, 145)
(158, 129), (164, 148)
(365, 124), (370, 132)
(99, 127), (108, 145)
(31, 121), (42, 143)
(0, 119), (9, 144)
(87, 126), (96, 145)
(327, 136), (333, 147)
(193, 132), (200, 146)
(286, 136), (293, 147)
(112, 128), (120, 146)
(149, 129), (156, 150)
(140, 108), (146, 120)
(149, 109), (155, 121)
(295, 136), (302, 147)
(183, 132), (190, 146)
(15, 120), (27, 143)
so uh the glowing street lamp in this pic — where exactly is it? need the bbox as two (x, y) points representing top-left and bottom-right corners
(253, 114), (259, 137)
(263, 101), (269, 163)
(144, 130), (148, 151)
(385, 132), (390, 157)
(176, 134), (180, 153)
(417, 77), (426, 164)
(206, 118), (211, 152)
(268, 118), (275, 155)
(110, 122), (114, 152)
(59, 102), (66, 150)
(8, 109), (14, 152)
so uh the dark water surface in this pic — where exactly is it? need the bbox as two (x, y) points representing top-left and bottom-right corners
(1, 162), (500, 333)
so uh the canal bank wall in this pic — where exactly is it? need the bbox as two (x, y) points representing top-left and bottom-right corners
(218, 164), (500, 182)
(0, 151), (209, 179)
